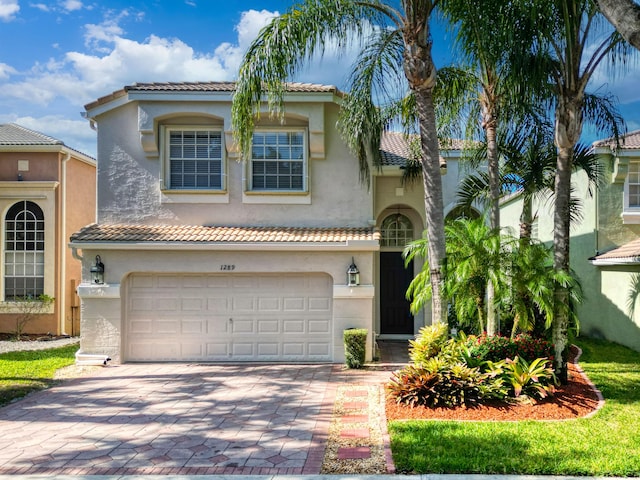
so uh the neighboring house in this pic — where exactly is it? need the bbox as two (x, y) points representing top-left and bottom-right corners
(0, 123), (96, 336)
(500, 129), (640, 353)
(72, 82), (471, 364)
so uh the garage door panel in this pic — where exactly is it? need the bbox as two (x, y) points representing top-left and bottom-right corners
(283, 298), (305, 311)
(257, 319), (280, 333)
(126, 273), (332, 362)
(207, 318), (230, 333)
(283, 319), (304, 333)
(258, 297), (281, 311)
(181, 320), (205, 334)
(309, 297), (331, 311)
(232, 297), (255, 311)
(308, 319), (330, 333)
(231, 319), (254, 333)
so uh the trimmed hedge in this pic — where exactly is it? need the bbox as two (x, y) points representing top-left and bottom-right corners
(344, 328), (368, 368)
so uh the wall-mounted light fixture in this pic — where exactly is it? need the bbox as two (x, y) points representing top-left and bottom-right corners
(347, 257), (360, 286)
(90, 255), (105, 285)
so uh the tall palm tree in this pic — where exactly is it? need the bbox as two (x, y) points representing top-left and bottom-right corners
(596, 0), (640, 50)
(524, 0), (630, 379)
(434, 0), (541, 336)
(232, 0), (449, 323)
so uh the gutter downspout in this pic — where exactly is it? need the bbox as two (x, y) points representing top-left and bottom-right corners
(60, 151), (71, 335)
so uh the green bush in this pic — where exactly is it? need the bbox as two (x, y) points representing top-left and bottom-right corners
(409, 322), (449, 365)
(343, 328), (367, 368)
(469, 333), (553, 364)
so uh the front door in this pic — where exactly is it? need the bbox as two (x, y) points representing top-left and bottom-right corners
(380, 251), (414, 334)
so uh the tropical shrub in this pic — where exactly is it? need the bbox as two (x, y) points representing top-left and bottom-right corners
(409, 323), (449, 365)
(496, 356), (557, 399)
(387, 362), (488, 408)
(343, 328), (367, 369)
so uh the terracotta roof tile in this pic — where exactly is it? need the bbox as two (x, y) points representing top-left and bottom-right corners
(85, 81), (342, 111)
(380, 132), (470, 166)
(70, 223), (378, 244)
(591, 237), (640, 263)
(593, 129), (640, 149)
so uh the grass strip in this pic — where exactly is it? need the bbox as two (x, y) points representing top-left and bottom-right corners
(0, 343), (78, 407)
(388, 337), (640, 476)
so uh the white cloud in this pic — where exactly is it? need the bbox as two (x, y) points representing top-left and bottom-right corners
(0, 0), (19, 21)
(0, 62), (17, 80)
(62, 0), (83, 12)
(30, 3), (50, 12)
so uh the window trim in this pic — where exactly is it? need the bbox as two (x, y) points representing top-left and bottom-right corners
(380, 213), (414, 248)
(243, 128), (310, 204)
(622, 160), (640, 224)
(160, 125), (229, 204)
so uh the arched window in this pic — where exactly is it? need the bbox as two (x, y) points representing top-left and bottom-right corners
(381, 213), (414, 247)
(4, 201), (45, 300)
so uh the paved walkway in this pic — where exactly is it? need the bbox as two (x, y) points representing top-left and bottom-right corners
(0, 341), (409, 476)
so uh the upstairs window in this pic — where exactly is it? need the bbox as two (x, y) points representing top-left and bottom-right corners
(250, 131), (306, 191)
(168, 128), (223, 190)
(4, 201), (45, 300)
(628, 161), (640, 208)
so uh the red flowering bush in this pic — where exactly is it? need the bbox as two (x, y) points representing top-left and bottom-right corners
(469, 333), (553, 364)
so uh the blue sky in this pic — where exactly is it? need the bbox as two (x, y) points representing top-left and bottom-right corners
(0, 0), (638, 158)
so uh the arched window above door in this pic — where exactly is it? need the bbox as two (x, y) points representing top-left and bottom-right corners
(381, 213), (414, 247)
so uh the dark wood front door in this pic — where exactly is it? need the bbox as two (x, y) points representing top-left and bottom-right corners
(380, 251), (414, 334)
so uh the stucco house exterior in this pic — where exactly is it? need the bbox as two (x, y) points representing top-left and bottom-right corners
(500, 130), (640, 353)
(0, 123), (96, 336)
(72, 82), (471, 364)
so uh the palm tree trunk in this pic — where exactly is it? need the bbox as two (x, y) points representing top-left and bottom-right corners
(484, 104), (499, 335)
(402, 2), (447, 325)
(553, 145), (573, 383)
(519, 195), (533, 245)
(416, 87), (447, 325)
(596, 0), (640, 51)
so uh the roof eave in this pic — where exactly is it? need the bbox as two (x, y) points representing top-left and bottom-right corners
(69, 240), (380, 252)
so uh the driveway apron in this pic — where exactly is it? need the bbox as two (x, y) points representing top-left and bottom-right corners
(0, 363), (336, 476)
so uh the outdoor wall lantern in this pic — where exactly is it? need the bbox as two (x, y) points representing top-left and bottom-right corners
(90, 255), (105, 285)
(347, 257), (360, 286)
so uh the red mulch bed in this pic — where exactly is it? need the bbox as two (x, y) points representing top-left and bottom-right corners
(385, 345), (602, 421)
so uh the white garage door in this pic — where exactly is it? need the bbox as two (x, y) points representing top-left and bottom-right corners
(125, 273), (333, 362)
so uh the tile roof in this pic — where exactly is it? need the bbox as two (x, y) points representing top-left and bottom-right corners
(0, 123), (64, 146)
(591, 237), (640, 264)
(380, 131), (469, 166)
(593, 129), (640, 149)
(85, 81), (342, 111)
(70, 223), (378, 244)
(125, 81), (340, 94)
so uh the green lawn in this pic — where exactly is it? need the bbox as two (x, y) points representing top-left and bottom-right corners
(0, 343), (78, 407)
(388, 337), (640, 476)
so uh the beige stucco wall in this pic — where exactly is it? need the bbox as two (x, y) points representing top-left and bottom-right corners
(93, 100), (373, 228)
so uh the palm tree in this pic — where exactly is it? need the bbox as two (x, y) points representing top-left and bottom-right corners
(231, 0), (449, 323)
(404, 217), (505, 334)
(504, 239), (583, 340)
(596, 0), (640, 50)
(433, 0), (542, 335)
(524, 0), (630, 379)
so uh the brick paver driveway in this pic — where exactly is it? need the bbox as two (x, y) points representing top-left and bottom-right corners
(0, 363), (335, 476)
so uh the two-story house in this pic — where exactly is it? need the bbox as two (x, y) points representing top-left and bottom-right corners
(72, 82), (470, 364)
(0, 123), (96, 336)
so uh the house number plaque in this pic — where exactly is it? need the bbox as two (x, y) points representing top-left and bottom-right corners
(220, 264), (236, 271)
